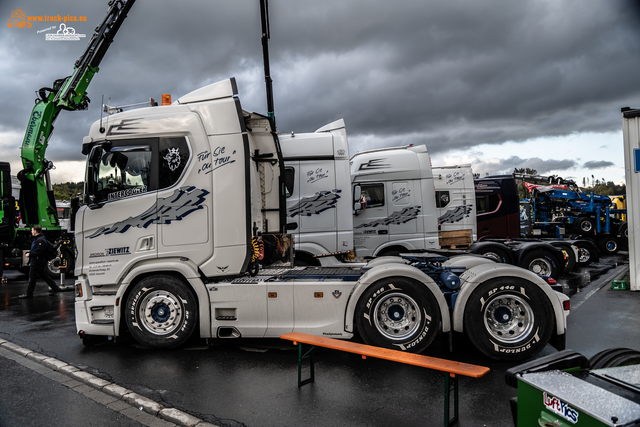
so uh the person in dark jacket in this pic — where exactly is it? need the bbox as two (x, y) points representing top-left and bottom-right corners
(18, 225), (62, 299)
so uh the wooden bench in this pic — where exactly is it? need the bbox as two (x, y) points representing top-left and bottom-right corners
(280, 332), (489, 427)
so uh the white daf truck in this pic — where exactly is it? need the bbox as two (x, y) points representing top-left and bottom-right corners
(74, 78), (570, 360)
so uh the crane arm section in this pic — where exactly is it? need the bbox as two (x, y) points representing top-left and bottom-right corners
(19, 0), (135, 229)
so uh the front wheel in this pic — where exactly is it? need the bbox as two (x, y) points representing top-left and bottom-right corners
(355, 278), (441, 353)
(463, 278), (553, 360)
(125, 275), (198, 349)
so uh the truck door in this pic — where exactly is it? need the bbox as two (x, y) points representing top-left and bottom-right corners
(388, 181), (419, 237)
(156, 136), (211, 264)
(81, 139), (158, 285)
(353, 182), (389, 257)
(300, 162), (338, 249)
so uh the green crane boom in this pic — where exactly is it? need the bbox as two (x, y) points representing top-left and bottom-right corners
(18, 0), (136, 230)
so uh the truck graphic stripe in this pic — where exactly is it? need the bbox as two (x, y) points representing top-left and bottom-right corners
(86, 186), (209, 239)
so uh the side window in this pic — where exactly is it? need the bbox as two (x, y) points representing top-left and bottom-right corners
(360, 183), (384, 208)
(488, 194), (501, 212)
(284, 167), (295, 198)
(96, 146), (152, 203)
(436, 191), (450, 208)
(476, 195), (501, 215)
(476, 196), (487, 214)
(159, 137), (189, 189)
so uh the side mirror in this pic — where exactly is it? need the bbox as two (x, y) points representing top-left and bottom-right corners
(353, 185), (362, 201)
(353, 202), (362, 215)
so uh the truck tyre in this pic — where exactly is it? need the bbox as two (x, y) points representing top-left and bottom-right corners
(45, 246), (62, 279)
(558, 247), (576, 273)
(520, 249), (558, 278)
(574, 217), (595, 235)
(589, 348), (640, 369)
(618, 223), (628, 239)
(463, 278), (553, 361)
(598, 237), (619, 255)
(125, 275), (197, 349)
(573, 241), (596, 267)
(355, 277), (441, 353)
(473, 246), (510, 264)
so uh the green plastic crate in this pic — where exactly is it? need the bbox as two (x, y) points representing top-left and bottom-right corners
(611, 280), (627, 290)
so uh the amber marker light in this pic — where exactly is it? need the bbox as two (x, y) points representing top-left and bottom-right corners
(161, 94), (172, 105)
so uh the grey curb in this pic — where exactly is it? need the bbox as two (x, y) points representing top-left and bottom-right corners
(0, 340), (220, 427)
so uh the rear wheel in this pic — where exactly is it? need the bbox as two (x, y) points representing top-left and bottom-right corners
(574, 217), (595, 235)
(473, 246), (510, 264)
(356, 278), (441, 353)
(464, 278), (553, 360)
(125, 275), (198, 349)
(558, 247), (576, 273)
(598, 236), (619, 255)
(573, 241), (597, 267)
(520, 249), (558, 278)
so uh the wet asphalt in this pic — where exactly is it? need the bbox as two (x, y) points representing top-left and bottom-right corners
(0, 253), (638, 427)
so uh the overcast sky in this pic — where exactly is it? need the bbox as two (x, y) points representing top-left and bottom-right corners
(2, 0), (640, 186)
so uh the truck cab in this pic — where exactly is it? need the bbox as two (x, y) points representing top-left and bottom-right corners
(280, 120), (354, 266)
(351, 145), (439, 257)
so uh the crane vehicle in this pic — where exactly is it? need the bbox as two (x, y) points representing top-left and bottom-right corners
(0, 0), (136, 278)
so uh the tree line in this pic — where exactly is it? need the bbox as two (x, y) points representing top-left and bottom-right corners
(52, 182), (83, 201)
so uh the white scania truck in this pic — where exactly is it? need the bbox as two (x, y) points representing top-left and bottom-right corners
(74, 78), (570, 360)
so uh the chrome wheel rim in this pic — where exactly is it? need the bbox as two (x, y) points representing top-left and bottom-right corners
(528, 257), (552, 276)
(138, 290), (183, 335)
(373, 292), (421, 341)
(483, 295), (534, 344)
(577, 247), (591, 263)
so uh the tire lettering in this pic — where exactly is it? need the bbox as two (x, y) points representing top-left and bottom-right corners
(491, 327), (541, 353)
(366, 286), (387, 309)
(404, 324), (430, 349)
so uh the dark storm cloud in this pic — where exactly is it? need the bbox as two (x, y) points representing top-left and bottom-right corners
(2, 0), (640, 170)
(493, 156), (577, 175)
(584, 160), (615, 169)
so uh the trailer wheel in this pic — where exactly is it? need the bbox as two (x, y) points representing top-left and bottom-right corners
(520, 249), (558, 278)
(598, 237), (619, 255)
(355, 278), (441, 353)
(125, 275), (197, 349)
(463, 278), (553, 360)
(574, 217), (595, 235)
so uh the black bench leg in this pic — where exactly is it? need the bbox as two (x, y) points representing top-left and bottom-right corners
(443, 373), (459, 427)
(297, 343), (315, 387)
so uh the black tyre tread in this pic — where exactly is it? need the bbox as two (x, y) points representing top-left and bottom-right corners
(590, 348), (640, 369)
